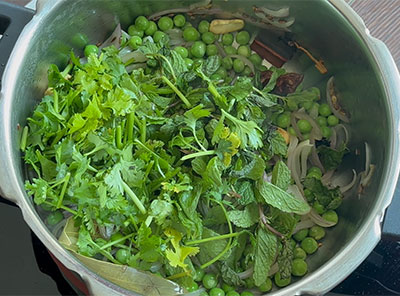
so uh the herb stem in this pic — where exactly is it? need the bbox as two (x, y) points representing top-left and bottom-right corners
(134, 139), (170, 168)
(57, 172), (71, 209)
(100, 233), (134, 250)
(161, 76), (192, 108)
(116, 125), (123, 149)
(141, 117), (146, 143)
(157, 54), (177, 82)
(121, 180), (147, 214)
(200, 199), (234, 269)
(258, 204), (284, 238)
(20, 126), (29, 152)
(53, 89), (59, 113)
(126, 112), (135, 143)
(181, 150), (216, 161)
(167, 271), (191, 280)
(186, 231), (243, 246)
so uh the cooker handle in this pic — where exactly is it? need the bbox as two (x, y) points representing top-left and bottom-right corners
(0, 1), (35, 86)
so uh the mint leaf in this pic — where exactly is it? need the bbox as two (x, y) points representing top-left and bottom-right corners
(230, 153), (266, 180)
(253, 227), (278, 286)
(318, 145), (347, 171)
(256, 180), (310, 215)
(203, 55), (221, 77)
(272, 161), (291, 191)
(227, 203), (259, 228)
(277, 239), (293, 279)
(221, 263), (245, 287)
(234, 180), (256, 206)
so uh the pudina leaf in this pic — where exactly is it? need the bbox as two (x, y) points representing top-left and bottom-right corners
(227, 203), (259, 228)
(272, 160), (291, 191)
(253, 227), (278, 286)
(256, 179), (311, 215)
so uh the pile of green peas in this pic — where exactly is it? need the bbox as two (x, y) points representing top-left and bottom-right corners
(275, 96), (341, 141)
(83, 14), (266, 83)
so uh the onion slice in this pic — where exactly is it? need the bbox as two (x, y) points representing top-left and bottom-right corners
(99, 23), (122, 50)
(308, 209), (336, 227)
(293, 219), (315, 234)
(326, 76), (350, 123)
(253, 6), (290, 18)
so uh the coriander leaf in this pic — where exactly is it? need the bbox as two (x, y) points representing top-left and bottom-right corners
(203, 157), (223, 188)
(179, 185), (202, 217)
(248, 93), (277, 108)
(256, 180), (311, 215)
(227, 203), (259, 228)
(253, 227), (278, 286)
(191, 157), (207, 176)
(318, 145), (347, 171)
(150, 200), (174, 225)
(164, 228), (199, 270)
(229, 77), (254, 101)
(137, 223), (163, 263)
(36, 150), (58, 181)
(268, 130), (288, 157)
(221, 109), (263, 149)
(230, 153), (266, 180)
(25, 178), (49, 205)
(234, 180), (256, 206)
(272, 161), (291, 191)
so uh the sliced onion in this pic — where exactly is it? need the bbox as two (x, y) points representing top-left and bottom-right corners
(253, 12), (295, 28)
(340, 169), (358, 193)
(360, 164), (376, 187)
(326, 76), (350, 123)
(238, 266), (254, 280)
(287, 134), (299, 157)
(321, 169), (335, 186)
(335, 124), (349, 147)
(99, 23), (122, 50)
(300, 141), (313, 179)
(254, 6), (290, 18)
(268, 262), (279, 276)
(227, 54), (255, 74)
(126, 63), (147, 73)
(290, 113), (303, 140)
(288, 140), (312, 191)
(120, 50), (147, 64)
(149, 8), (189, 20)
(287, 184), (307, 202)
(329, 126), (337, 149)
(293, 219), (315, 234)
(364, 142), (371, 173)
(215, 41), (227, 57)
(310, 146), (325, 173)
(308, 209), (336, 227)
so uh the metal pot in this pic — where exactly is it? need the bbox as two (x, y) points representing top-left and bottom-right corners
(1, 0), (400, 295)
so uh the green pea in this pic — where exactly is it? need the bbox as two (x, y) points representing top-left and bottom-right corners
(153, 31), (166, 43)
(206, 44), (218, 56)
(313, 201), (325, 214)
(292, 259), (308, 276)
(294, 247), (307, 260)
(327, 115), (339, 126)
(241, 292), (254, 296)
(274, 272), (291, 288)
(323, 210), (338, 225)
(128, 36), (142, 50)
(301, 100), (313, 110)
(216, 67), (227, 78)
(193, 267), (205, 282)
(158, 16), (174, 31)
(290, 238), (297, 248)
(304, 188), (314, 202)
(297, 119), (312, 133)
(288, 127), (297, 136)
(258, 277), (272, 292)
(210, 287), (225, 296)
(319, 103), (332, 116)
(224, 45), (237, 55)
(236, 30), (250, 45)
(233, 59), (245, 73)
(71, 33), (88, 49)
(242, 66), (252, 76)
(173, 14), (186, 27)
(249, 53), (262, 66)
(202, 31), (216, 44)
(309, 225), (326, 240)
(293, 228), (308, 242)
(183, 26), (200, 41)
(222, 283), (234, 292)
(301, 237), (319, 254)
(222, 33), (234, 45)
(128, 25), (144, 37)
(46, 211), (64, 225)
(277, 113), (291, 128)
(245, 277), (255, 289)
(226, 292), (240, 296)
(115, 249), (130, 264)
(145, 21), (157, 36)
(135, 16), (150, 31)
(222, 56), (233, 70)
(186, 281), (199, 292)
(321, 126), (332, 139)
(316, 116), (327, 126)
(307, 167), (322, 179)
(191, 41), (206, 58)
(184, 58), (194, 69)
(84, 44), (99, 57)
(198, 20), (210, 33)
(174, 46), (189, 58)
(237, 45), (251, 57)
(202, 274), (218, 289)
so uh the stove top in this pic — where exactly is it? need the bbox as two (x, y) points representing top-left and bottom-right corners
(1, 196), (399, 296)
